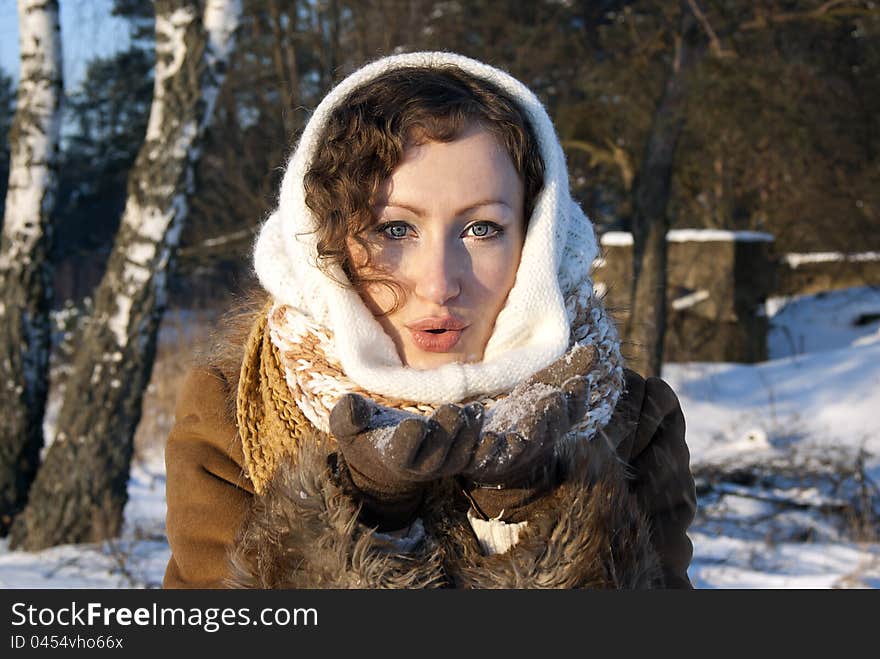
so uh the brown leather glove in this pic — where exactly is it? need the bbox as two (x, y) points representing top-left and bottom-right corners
(329, 393), (484, 529)
(461, 343), (596, 522)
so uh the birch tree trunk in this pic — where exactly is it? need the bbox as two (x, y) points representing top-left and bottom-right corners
(624, 1), (704, 377)
(9, 0), (242, 550)
(0, 0), (62, 535)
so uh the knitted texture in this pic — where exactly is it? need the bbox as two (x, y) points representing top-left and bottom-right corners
(236, 300), (315, 493)
(252, 51), (606, 403)
(266, 284), (624, 440)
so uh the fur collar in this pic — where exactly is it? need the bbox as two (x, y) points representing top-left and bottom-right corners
(226, 426), (662, 589)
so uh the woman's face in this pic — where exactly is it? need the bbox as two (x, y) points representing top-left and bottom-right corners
(346, 122), (526, 369)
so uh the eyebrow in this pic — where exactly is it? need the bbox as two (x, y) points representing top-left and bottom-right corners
(377, 199), (513, 217)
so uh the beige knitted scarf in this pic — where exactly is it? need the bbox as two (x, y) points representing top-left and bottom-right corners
(236, 289), (624, 495)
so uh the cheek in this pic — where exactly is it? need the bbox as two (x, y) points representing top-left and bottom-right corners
(345, 238), (407, 315)
(365, 249), (411, 313)
(359, 281), (398, 317)
(469, 243), (522, 308)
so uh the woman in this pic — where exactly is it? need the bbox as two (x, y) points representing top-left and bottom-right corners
(163, 51), (696, 589)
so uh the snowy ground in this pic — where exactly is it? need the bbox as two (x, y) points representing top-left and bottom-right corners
(670, 285), (880, 588)
(1, 286), (878, 589)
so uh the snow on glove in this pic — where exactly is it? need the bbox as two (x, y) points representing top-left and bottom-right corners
(329, 392), (485, 528)
(463, 343), (597, 490)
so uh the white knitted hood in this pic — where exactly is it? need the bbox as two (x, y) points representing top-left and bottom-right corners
(253, 51), (603, 404)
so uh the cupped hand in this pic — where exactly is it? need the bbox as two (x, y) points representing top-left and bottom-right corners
(462, 343), (597, 486)
(329, 392), (485, 501)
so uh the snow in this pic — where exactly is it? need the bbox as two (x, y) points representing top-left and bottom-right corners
(689, 535), (880, 589)
(600, 231), (634, 246)
(661, 286), (880, 588)
(2, 286), (879, 588)
(483, 382), (555, 435)
(766, 286), (880, 358)
(672, 288), (710, 311)
(600, 229), (775, 246)
(663, 338), (880, 467)
(667, 229), (774, 242)
(783, 251), (880, 268)
(0, 448), (169, 589)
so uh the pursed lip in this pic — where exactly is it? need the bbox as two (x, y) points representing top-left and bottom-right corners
(405, 316), (469, 331)
(405, 315), (469, 353)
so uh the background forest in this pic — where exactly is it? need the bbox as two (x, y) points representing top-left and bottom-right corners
(2, 0), (877, 309)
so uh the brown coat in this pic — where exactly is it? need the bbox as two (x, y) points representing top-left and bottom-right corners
(163, 344), (696, 589)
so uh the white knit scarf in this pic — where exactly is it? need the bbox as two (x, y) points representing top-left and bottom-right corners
(265, 276), (624, 442)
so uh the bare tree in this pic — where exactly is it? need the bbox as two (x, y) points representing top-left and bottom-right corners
(624, 1), (705, 377)
(0, 0), (63, 535)
(9, 0), (242, 550)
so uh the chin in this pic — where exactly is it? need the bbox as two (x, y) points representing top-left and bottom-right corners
(403, 348), (483, 369)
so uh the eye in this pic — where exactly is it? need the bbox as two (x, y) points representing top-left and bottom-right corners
(464, 221), (503, 239)
(376, 221), (412, 240)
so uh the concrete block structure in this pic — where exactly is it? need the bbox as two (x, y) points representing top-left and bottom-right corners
(592, 230), (777, 363)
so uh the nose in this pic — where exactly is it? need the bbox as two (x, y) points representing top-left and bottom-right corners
(412, 239), (462, 305)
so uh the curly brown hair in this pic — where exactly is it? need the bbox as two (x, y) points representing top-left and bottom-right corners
(302, 64), (545, 315)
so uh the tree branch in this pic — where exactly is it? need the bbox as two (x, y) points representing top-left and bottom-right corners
(741, 0), (878, 30)
(562, 139), (635, 189)
(686, 0), (735, 58)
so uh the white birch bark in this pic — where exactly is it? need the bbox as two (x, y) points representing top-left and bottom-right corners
(9, 0), (243, 550)
(107, 0), (242, 347)
(0, 0), (63, 534)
